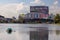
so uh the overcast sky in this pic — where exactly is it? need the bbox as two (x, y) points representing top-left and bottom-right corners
(0, 0), (60, 18)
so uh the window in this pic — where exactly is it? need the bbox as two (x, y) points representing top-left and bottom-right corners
(34, 13), (38, 18)
(28, 14), (32, 18)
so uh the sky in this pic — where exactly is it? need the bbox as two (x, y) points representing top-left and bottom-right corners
(0, 0), (60, 18)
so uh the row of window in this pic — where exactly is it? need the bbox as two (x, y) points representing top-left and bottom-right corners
(27, 13), (39, 18)
(26, 13), (48, 19)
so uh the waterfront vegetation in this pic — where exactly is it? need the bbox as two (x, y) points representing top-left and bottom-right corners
(54, 14), (60, 24)
(0, 14), (60, 24)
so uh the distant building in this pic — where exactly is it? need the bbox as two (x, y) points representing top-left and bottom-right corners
(5, 18), (13, 23)
(0, 15), (5, 20)
(0, 15), (5, 22)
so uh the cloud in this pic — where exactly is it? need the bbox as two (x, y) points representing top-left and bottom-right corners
(30, 0), (45, 6)
(16, 2), (29, 14)
(49, 0), (60, 14)
(30, 0), (41, 3)
(0, 2), (29, 18)
(0, 4), (18, 18)
(53, 1), (58, 5)
(49, 6), (60, 14)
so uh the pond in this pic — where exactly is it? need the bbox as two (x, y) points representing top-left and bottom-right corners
(0, 24), (60, 40)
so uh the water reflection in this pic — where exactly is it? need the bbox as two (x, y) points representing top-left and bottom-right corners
(30, 27), (48, 40)
(0, 24), (60, 40)
(56, 30), (60, 35)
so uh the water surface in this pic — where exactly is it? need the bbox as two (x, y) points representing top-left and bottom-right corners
(0, 24), (60, 40)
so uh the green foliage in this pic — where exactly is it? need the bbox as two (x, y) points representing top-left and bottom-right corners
(54, 14), (60, 23)
(18, 14), (24, 23)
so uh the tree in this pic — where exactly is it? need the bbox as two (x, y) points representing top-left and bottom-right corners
(54, 14), (60, 23)
(12, 17), (17, 23)
(18, 14), (25, 23)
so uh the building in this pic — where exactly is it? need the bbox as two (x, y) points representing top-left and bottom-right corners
(0, 15), (5, 23)
(0, 15), (5, 19)
(26, 6), (49, 19)
(5, 18), (13, 23)
(24, 6), (50, 23)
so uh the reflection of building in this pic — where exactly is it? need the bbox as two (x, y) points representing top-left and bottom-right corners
(30, 27), (48, 40)
(56, 30), (60, 35)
